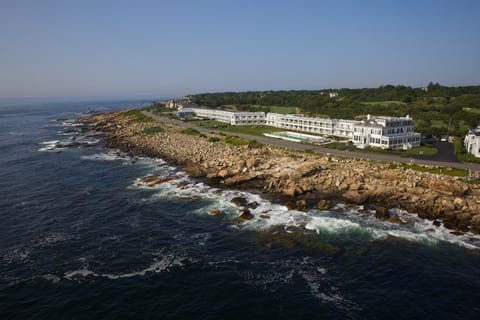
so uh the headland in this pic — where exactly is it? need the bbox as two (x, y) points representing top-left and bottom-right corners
(79, 110), (480, 235)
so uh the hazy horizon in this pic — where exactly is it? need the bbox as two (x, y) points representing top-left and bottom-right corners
(1, 0), (480, 99)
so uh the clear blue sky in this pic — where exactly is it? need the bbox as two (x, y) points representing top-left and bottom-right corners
(1, 0), (479, 99)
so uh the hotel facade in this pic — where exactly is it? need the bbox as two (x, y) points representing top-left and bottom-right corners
(178, 108), (421, 149)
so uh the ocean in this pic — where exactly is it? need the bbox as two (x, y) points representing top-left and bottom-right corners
(1, 99), (480, 319)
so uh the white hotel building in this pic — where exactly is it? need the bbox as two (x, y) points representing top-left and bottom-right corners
(181, 108), (421, 149)
(352, 115), (421, 149)
(265, 113), (356, 138)
(464, 127), (480, 158)
(189, 108), (266, 125)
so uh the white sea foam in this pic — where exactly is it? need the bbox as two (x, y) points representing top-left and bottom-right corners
(63, 255), (186, 281)
(131, 170), (480, 250)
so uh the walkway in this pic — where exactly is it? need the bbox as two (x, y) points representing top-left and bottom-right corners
(142, 111), (480, 172)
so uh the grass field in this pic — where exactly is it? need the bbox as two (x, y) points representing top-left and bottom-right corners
(404, 145), (438, 156)
(394, 163), (469, 177)
(221, 125), (285, 136)
(463, 108), (480, 114)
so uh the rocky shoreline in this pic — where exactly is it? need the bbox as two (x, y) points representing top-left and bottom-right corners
(79, 111), (480, 235)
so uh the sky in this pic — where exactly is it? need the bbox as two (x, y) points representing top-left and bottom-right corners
(1, 0), (480, 99)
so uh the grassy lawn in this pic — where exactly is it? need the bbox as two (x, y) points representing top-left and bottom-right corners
(189, 119), (229, 128)
(463, 107), (480, 114)
(393, 163), (469, 177)
(325, 142), (439, 157)
(222, 125), (286, 136)
(181, 128), (201, 135)
(404, 145), (438, 156)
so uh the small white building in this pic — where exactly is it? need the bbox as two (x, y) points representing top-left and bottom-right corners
(352, 115), (421, 149)
(464, 127), (480, 158)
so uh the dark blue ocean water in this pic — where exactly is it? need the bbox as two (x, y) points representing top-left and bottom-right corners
(1, 100), (480, 320)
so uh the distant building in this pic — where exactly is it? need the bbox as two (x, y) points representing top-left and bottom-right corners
(167, 100), (177, 109)
(464, 127), (480, 158)
(329, 92), (339, 98)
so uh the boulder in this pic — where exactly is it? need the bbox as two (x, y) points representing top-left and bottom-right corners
(316, 199), (331, 210)
(375, 206), (389, 221)
(342, 190), (369, 205)
(247, 201), (259, 209)
(209, 209), (222, 216)
(246, 157), (258, 169)
(296, 199), (308, 211)
(231, 196), (248, 207)
(240, 208), (254, 220)
(217, 169), (230, 179)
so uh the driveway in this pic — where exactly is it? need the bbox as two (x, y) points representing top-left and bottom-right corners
(412, 141), (458, 163)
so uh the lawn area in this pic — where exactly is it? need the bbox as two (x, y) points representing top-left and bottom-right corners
(221, 125), (286, 136)
(404, 145), (438, 156)
(325, 142), (439, 158)
(181, 128), (201, 135)
(394, 163), (469, 177)
(464, 107), (480, 114)
(190, 119), (229, 128)
(190, 119), (285, 136)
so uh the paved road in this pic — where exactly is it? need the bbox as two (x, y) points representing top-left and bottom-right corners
(143, 111), (480, 172)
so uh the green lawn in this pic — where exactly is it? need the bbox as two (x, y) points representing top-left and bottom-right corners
(221, 125), (286, 136)
(395, 163), (469, 177)
(181, 128), (201, 135)
(404, 145), (438, 156)
(190, 119), (228, 128)
(463, 107), (480, 114)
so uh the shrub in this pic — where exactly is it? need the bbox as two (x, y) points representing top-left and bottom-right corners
(141, 126), (164, 135)
(181, 128), (201, 135)
(120, 109), (154, 122)
(208, 137), (220, 142)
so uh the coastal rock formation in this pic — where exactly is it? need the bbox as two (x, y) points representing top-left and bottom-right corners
(79, 111), (480, 234)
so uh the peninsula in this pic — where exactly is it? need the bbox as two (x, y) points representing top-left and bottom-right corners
(79, 108), (480, 235)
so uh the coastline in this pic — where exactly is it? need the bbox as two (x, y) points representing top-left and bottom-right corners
(78, 110), (480, 235)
